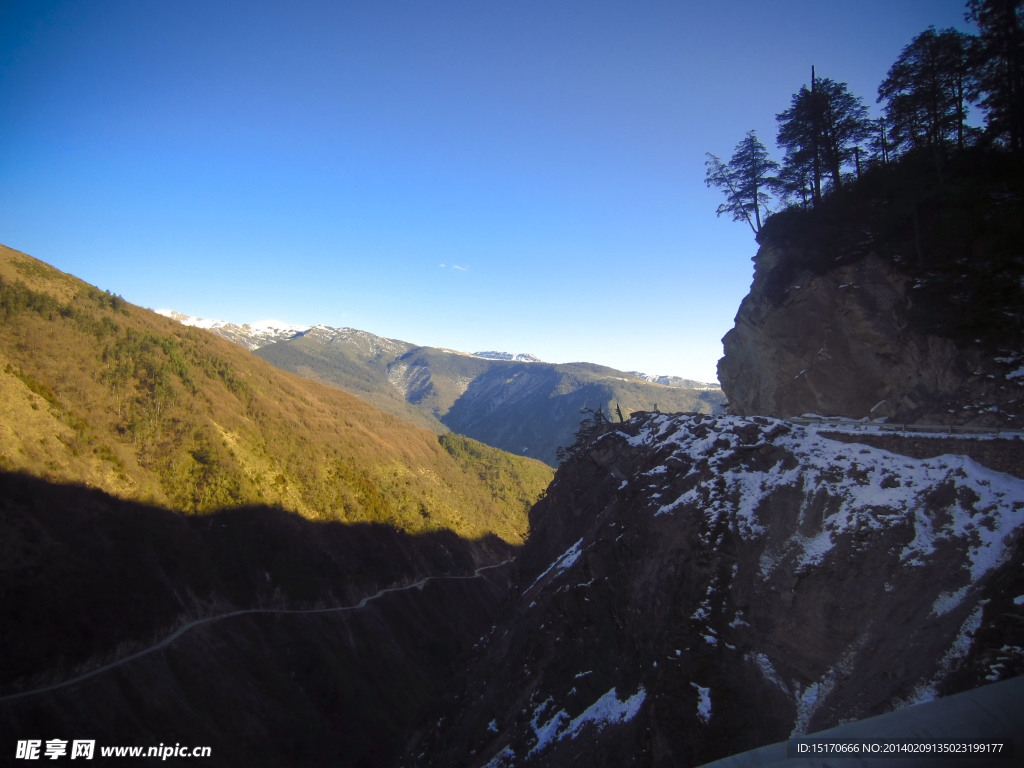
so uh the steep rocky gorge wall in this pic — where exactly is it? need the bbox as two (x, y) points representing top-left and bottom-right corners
(405, 413), (1024, 767)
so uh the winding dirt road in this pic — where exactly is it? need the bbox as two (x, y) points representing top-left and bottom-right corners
(1, 559), (513, 705)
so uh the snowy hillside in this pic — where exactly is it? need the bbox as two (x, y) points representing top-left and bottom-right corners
(407, 413), (1024, 766)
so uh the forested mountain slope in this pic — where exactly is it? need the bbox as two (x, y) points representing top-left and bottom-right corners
(0, 244), (551, 543)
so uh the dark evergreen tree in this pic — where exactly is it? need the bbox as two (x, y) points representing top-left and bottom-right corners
(555, 406), (610, 463)
(867, 117), (893, 166)
(775, 73), (825, 205)
(966, 0), (1024, 152)
(773, 150), (817, 207)
(817, 78), (872, 191)
(878, 27), (977, 157)
(704, 130), (778, 234)
(776, 72), (871, 203)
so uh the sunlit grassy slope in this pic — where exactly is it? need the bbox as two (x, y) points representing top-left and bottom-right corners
(0, 244), (552, 543)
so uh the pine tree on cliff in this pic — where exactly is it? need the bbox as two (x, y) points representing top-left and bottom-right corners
(704, 130), (778, 234)
(967, 0), (1024, 153)
(776, 72), (871, 203)
(878, 27), (977, 157)
(775, 68), (824, 205)
(556, 406), (610, 463)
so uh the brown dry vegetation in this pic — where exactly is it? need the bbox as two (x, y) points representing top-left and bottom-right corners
(0, 244), (552, 543)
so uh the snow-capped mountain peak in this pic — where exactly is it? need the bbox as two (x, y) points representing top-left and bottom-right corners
(473, 351), (543, 363)
(156, 309), (310, 350)
(628, 372), (721, 390)
(248, 319), (310, 335)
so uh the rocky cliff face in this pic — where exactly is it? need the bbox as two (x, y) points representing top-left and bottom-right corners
(718, 157), (1024, 426)
(719, 247), (1023, 425)
(405, 413), (1024, 767)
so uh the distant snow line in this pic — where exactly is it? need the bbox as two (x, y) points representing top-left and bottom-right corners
(0, 559), (514, 705)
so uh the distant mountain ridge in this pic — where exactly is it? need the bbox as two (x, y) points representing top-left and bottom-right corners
(628, 372), (721, 390)
(159, 310), (725, 464)
(158, 310), (710, 386)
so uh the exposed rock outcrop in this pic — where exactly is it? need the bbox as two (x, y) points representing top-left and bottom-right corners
(718, 155), (1024, 426)
(719, 247), (1022, 425)
(405, 413), (1024, 767)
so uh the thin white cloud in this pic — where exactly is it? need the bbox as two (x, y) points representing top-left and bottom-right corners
(439, 263), (469, 272)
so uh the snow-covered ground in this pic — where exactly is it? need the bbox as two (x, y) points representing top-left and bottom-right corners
(472, 412), (1024, 764)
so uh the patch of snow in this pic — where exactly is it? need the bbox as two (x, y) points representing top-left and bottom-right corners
(482, 746), (515, 768)
(790, 638), (864, 737)
(791, 680), (832, 736)
(529, 687), (646, 757)
(758, 551), (779, 579)
(794, 530), (834, 568)
(528, 698), (566, 755)
(933, 587), (969, 616)
(729, 611), (749, 629)
(524, 539), (584, 594)
(654, 488), (698, 517)
(563, 687), (646, 740)
(691, 683), (712, 723)
(748, 652), (788, 694)
(899, 603), (986, 706)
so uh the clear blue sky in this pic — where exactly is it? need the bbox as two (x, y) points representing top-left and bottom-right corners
(0, 1), (974, 382)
